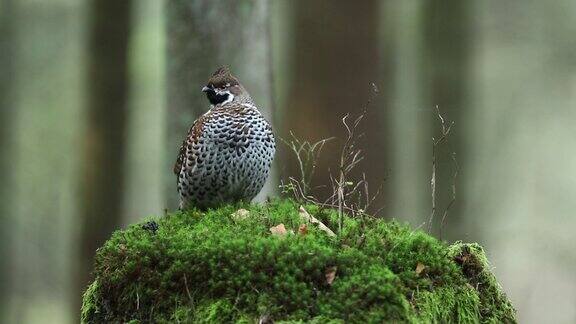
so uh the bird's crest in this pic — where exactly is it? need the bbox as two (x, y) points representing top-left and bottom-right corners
(207, 66), (239, 88)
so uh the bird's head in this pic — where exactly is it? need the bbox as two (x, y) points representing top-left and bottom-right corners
(202, 66), (250, 106)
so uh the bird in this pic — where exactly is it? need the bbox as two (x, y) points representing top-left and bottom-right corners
(173, 66), (276, 210)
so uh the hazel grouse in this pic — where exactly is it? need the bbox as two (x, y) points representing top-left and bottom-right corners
(174, 67), (275, 209)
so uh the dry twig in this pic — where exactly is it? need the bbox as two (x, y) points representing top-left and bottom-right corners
(281, 84), (382, 235)
(428, 105), (457, 233)
(298, 205), (336, 237)
(440, 152), (459, 240)
(280, 133), (333, 196)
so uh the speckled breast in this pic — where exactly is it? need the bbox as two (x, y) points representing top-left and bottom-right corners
(176, 104), (275, 209)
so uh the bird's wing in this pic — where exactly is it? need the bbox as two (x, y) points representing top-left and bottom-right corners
(173, 139), (187, 175)
(173, 112), (211, 175)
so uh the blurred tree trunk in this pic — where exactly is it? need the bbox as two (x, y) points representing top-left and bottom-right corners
(422, 0), (472, 238)
(0, 0), (16, 318)
(75, 0), (132, 317)
(464, 3), (576, 321)
(282, 0), (387, 211)
(165, 0), (276, 209)
(382, 1), (431, 225)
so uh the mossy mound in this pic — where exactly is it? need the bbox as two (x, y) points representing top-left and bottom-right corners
(81, 200), (515, 323)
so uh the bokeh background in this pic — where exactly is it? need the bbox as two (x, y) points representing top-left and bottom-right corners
(1, 0), (576, 323)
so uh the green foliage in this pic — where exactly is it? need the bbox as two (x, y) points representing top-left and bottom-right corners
(81, 200), (516, 323)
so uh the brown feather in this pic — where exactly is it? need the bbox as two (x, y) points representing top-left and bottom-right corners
(207, 66), (239, 88)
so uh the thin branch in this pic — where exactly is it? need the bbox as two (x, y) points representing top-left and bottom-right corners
(440, 152), (459, 240)
(280, 133), (334, 196)
(428, 105), (456, 233)
(183, 274), (195, 310)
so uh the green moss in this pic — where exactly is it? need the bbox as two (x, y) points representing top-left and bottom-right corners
(81, 280), (100, 323)
(414, 286), (480, 323)
(81, 199), (516, 323)
(448, 243), (516, 323)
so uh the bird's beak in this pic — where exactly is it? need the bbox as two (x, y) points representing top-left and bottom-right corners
(202, 86), (211, 93)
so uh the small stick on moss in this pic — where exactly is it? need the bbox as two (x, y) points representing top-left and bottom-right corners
(183, 274), (195, 310)
(334, 113), (366, 233)
(299, 205), (336, 237)
(332, 84), (380, 231)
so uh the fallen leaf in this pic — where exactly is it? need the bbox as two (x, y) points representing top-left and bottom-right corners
(415, 262), (427, 275)
(298, 224), (308, 235)
(231, 208), (250, 220)
(270, 223), (287, 236)
(298, 206), (336, 237)
(325, 266), (337, 285)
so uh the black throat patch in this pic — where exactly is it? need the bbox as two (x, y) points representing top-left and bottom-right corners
(205, 89), (230, 105)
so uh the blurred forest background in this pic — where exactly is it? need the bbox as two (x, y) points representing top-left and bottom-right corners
(1, 0), (576, 323)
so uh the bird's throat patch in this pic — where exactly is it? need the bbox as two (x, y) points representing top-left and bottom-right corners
(206, 91), (231, 105)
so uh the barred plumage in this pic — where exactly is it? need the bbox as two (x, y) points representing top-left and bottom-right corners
(174, 67), (275, 209)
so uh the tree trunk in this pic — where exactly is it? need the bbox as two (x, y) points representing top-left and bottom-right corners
(165, 0), (276, 209)
(281, 0), (387, 211)
(0, 0), (16, 319)
(382, 1), (431, 225)
(462, 2), (576, 321)
(75, 0), (132, 317)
